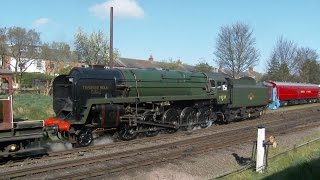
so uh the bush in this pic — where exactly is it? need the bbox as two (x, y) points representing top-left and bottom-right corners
(20, 72), (54, 88)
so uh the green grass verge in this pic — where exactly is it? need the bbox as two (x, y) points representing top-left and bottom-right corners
(13, 93), (54, 120)
(266, 103), (320, 114)
(219, 131), (320, 180)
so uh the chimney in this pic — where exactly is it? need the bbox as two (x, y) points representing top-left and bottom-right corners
(148, 54), (154, 62)
(249, 66), (253, 72)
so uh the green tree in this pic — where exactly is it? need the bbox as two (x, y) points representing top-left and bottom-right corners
(279, 63), (291, 81)
(74, 29), (119, 66)
(266, 55), (281, 81)
(214, 22), (260, 78)
(194, 60), (213, 73)
(158, 59), (183, 70)
(299, 59), (320, 84)
(6, 27), (41, 86)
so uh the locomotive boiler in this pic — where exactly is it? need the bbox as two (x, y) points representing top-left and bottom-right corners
(45, 66), (270, 147)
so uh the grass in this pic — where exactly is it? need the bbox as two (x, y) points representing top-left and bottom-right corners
(266, 103), (320, 114)
(13, 93), (54, 120)
(219, 131), (320, 180)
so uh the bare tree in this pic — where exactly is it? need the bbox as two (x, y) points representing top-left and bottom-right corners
(74, 28), (119, 66)
(295, 47), (319, 83)
(273, 36), (297, 72)
(6, 27), (41, 85)
(0, 28), (7, 68)
(40, 42), (72, 94)
(214, 22), (260, 78)
(266, 36), (297, 81)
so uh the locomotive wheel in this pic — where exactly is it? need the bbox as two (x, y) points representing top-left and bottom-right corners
(165, 128), (178, 134)
(198, 108), (212, 128)
(142, 111), (160, 137)
(180, 107), (197, 130)
(162, 108), (179, 125)
(76, 129), (93, 147)
(145, 126), (160, 137)
(118, 124), (138, 141)
(162, 108), (179, 133)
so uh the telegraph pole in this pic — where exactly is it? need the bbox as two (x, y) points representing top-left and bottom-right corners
(109, 6), (113, 68)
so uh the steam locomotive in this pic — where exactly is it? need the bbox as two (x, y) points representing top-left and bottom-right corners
(44, 66), (270, 147)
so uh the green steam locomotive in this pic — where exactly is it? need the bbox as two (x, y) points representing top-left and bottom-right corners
(45, 66), (270, 146)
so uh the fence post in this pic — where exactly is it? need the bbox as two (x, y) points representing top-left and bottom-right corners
(256, 125), (265, 173)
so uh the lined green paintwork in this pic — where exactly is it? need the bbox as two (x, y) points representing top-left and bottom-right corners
(78, 94), (216, 124)
(119, 69), (208, 97)
(216, 90), (230, 104)
(230, 79), (268, 108)
(74, 69), (268, 124)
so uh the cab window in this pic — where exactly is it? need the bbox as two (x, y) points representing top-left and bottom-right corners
(210, 80), (215, 88)
(222, 82), (227, 91)
(217, 81), (222, 90)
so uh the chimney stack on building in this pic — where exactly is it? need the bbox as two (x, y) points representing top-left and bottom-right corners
(148, 55), (154, 62)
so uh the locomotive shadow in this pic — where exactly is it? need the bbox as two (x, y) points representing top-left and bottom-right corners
(232, 153), (252, 166)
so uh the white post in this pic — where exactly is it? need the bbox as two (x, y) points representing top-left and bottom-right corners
(256, 126), (265, 173)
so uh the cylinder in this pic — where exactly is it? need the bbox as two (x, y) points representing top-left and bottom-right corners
(256, 125), (265, 172)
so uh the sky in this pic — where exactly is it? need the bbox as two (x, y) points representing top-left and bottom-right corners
(1, 0), (320, 73)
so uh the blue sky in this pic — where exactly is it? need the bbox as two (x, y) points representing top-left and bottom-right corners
(1, 0), (319, 72)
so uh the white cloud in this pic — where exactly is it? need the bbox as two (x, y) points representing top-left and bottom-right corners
(89, 0), (144, 19)
(32, 18), (49, 28)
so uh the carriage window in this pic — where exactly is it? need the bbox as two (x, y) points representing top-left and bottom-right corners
(210, 80), (215, 88)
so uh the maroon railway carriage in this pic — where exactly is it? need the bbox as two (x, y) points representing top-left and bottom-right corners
(0, 70), (44, 157)
(267, 81), (319, 106)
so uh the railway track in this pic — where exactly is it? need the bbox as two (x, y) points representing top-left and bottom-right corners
(1, 105), (318, 169)
(1, 107), (320, 179)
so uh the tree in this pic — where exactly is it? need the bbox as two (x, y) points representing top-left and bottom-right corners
(266, 54), (281, 81)
(158, 59), (183, 70)
(74, 29), (119, 66)
(266, 36), (297, 82)
(5, 27), (41, 86)
(40, 42), (72, 94)
(214, 22), (259, 78)
(295, 47), (319, 83)
(0, 28), (7, 68)
(194, 60), (213, 73)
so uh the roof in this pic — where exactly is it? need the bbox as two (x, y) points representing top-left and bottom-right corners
(115, 57), (196, 71)
(117, 57), (159, 69)
(218, 68), (263, 80)
(268, 81), (319, 87)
